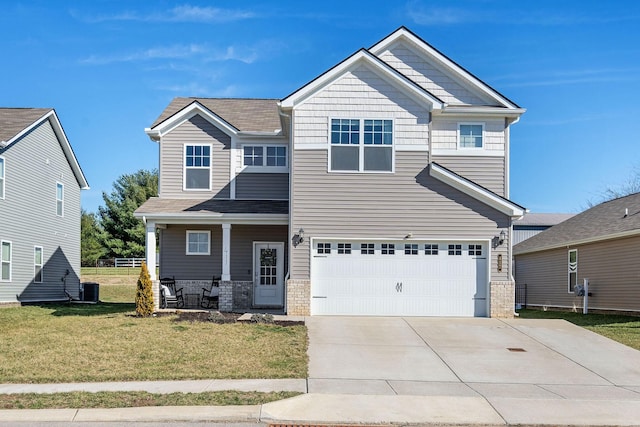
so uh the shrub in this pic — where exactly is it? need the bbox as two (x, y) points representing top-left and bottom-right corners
(135, 262), (154, 317)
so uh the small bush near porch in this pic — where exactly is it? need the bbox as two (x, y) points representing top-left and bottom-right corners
(0, 278), (307, 383)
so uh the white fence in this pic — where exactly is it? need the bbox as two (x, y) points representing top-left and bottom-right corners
(114, 258), (145, 268)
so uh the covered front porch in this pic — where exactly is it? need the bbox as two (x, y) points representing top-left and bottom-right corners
(135, 198), (289, 313)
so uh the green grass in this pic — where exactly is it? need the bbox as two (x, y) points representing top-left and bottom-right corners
(0, 280), (308, 383)
(0, 390), (301, 409)
(518, 309), (640, 350)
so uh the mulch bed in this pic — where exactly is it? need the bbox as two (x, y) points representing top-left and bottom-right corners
(158, 311), (304, 326)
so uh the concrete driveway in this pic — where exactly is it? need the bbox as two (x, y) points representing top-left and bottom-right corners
(307, 316), (640, 399)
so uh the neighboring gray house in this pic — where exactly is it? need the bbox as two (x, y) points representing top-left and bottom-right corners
(514, 193), (640, 314)
(513, 213), (575, 245)
(0, 108), (89, 304)
(135, 27), (526, 318)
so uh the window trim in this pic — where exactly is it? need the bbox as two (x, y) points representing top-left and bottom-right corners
(241, 144), (288, 173)
(457, 122), (485, 150)
(183, 143), (212, 191)
(34, 246), (43, 283)
(328, 118), (395, 173)
(0, 156), (5, 200)
(185, 230), (211, 256)
(56, 182), (64, 217)
(1, 240), (11, 282)
(568, 249), (578, 293)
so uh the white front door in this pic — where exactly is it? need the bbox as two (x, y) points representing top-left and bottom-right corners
(253, 242), (284, 307)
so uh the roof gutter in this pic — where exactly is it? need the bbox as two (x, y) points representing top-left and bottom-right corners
(514, 228), (640, 256)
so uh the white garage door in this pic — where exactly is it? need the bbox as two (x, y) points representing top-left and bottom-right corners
(310, 240), (488, 317)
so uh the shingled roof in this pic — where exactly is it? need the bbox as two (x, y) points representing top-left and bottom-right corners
(0, 108), (52, 144)
(514, 212), (575, 227)
(514, 192), (640, 255)
(150, 98), (282, 133)
(136, 197), (289, 217)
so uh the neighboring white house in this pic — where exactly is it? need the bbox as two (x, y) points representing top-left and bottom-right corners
(0, 108), (89, 303)
(513, 213), (575, 245)
(135, 27), (526, 318)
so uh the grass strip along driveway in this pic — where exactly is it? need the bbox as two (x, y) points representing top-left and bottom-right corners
(0, 281), (307, 408)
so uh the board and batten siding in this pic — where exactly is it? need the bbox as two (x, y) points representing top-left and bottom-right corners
(0, 119), (81, 302)
(160, 224), (287, 282)
(293, 64), (430, 148)
(376, 43), (494, 106)
(235, 173), (289, 200)
(159, 115), (231, 199)
(433, 155), (506, 196)
(289, 149), (510, 281)
(515, 236), (640, 313)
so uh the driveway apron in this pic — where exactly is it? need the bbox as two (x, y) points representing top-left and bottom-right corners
(306, 316), (640, 398)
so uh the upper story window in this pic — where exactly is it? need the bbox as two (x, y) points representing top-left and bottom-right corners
(0, 156), (5, 199)
(330, 118), (393, 172)
(184, 144), (211, 190)
(186, 230), (211, 255)
(242, 145), (288, 171)
(56, 183), (64, 217)
(458, 123), (484, 149)
(1, 241), (11, 281)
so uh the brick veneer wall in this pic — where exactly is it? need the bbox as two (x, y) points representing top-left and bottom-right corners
(490, 280), (515, 318)
(287, 279), (310, 316)
(217, 281), (253, 312)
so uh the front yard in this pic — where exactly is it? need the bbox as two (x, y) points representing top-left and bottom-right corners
(0, 280), (307, 384)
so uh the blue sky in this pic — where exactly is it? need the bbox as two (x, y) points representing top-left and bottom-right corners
(2, 1), (639, 214)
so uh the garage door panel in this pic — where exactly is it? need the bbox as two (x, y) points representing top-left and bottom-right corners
(311, 240), (488, 317)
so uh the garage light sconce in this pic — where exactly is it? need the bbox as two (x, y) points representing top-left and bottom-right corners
(498, 230), (506, 246)
(292, 228), (305, 247)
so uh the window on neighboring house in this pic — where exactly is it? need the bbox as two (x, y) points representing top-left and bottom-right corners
(330, 118), (393, 172)
(1, 241), (11, 281)
(184, 144), (211, 190)
(56, 183), (64, 216)
(243, 145), (287, 168)
(448, 244), (462, 255)
(381, 243), (395, 255)
(0, 156), (5, 199)
(317, 242), (331, 254)
(459, 123), (484, 148)
(568, 249), (577, 293)
(404, 244), (418, 255)
(360, 243), (374, 255)
(34, 246), (43, 283)
(186, 230), (211, 255)
(425, 244), (438, 255)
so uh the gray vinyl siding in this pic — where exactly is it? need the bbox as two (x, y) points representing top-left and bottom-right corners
(515, 236), (640, 313)
(0, 119), (81, 302)
(160, 224), (287, 282)
(433, 155), (506, 196)
(159, 115), (231, 199)
(235, 173), (289, 200)
(290, 149), (510, 281)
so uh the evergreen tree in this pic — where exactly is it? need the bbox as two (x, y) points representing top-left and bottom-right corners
(81, 209), (107, 266)
(99, 169), (158, 258)
(135, 262), (154, 317)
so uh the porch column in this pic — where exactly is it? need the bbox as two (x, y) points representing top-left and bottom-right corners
(222, 223), (231, 281)
(145, 221), (157, 281)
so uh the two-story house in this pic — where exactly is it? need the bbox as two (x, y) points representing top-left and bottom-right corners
(0, 108), (89, 304)
(135, 27), (525, 317)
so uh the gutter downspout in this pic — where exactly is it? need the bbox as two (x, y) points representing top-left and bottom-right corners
(278, 105), (293, 312)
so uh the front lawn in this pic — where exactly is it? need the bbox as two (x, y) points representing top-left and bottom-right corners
(0, 283), (307, 383)
(518, 309), (640, 350)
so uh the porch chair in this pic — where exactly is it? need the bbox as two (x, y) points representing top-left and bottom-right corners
(160, 276), (184, 309)
(201, 276), (221, 309)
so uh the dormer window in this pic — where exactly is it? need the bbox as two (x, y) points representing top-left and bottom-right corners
(184, 144), (211, 190)
(458, 123), (484, 149)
